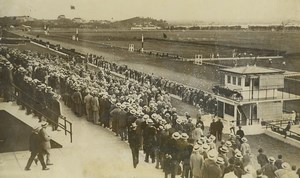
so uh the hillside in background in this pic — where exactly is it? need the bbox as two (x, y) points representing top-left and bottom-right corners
(0, 16), (168, 29)
(111, 17), (168, 29)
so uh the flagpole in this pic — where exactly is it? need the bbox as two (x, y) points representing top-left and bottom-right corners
(141, 34), (144, 53)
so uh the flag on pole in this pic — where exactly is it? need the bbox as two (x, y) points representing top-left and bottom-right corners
(71, 5), (75, 10)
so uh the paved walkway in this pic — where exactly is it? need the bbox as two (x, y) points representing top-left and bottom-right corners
(0, 101), (166, 178)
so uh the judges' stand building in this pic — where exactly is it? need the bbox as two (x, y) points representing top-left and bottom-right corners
(212, 65), (300, 135)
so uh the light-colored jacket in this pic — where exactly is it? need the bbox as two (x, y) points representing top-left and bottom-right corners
(39, 128), (51, 150)
(90, 96), (99, 111)
(190, 152), (204, 177)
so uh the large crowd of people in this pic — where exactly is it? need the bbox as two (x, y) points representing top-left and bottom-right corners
(1, 45), (300, 178)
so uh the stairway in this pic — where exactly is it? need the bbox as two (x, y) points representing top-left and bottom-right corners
(0, 100), (71, 148)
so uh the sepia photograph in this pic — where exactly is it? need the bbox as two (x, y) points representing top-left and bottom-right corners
(0, 0), (300, 177)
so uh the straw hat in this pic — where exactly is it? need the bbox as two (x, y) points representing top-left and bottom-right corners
(225, 141), (232, 147)
(181, 133), (189, 140)
(216, 157), (225, 164)
(268, 157), (275, 163)
(172, 132), (181, 140)
(207, 150), (218, 160)
(41, 122), (48, 127)
(193, 145), (201, 152)
(241, 137), (248, 143)
(235, 152), (243, 159)
(220, 146), (229, 153)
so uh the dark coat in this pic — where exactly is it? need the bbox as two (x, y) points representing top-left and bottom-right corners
(128, 127), (140, 149)
(202, 159), (223, 178)
(29, 132), (42, 153)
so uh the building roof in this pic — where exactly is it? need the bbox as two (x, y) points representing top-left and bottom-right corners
(220, 66), (284, 75)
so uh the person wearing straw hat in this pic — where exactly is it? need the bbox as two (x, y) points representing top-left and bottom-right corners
(261, 157), (278, 178)
(223, 165), (238, 178)
(110, 103), (122, 135)
(242, 165), (254, 178)
(83, 90), (92, 122)
(166, 131), (181, 178)
(178, 133), (192, 178)
(118, 104), (128, 141)
(2, 61), (14, 102)
(202, 149), (222, 178)
(218, 146), (229, 168)
(90, 91), (100, 124)
(72, 87), (83, 117)
(143, 118), (157, 163)
(274, 162), (292, 178)
(25, 126), (49, 171)
(99, 94), (111, 128)
(39, 122), (53, 166)
(190, 145), (204, 178)
(50, 94), (61, 131)
(240, 137), (251, 156)
(128, 122), (140, 168)
(191, 123), (203, 144)
(216, 157), (225, 171)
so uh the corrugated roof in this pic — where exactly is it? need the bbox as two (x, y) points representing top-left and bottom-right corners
(220, 66), (284, 75)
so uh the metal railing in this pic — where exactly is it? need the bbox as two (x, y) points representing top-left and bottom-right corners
(265, 121), (300, 141)
(9, 84), (73, 143)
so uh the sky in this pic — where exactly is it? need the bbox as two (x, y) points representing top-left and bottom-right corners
(0, 0), (300, 24)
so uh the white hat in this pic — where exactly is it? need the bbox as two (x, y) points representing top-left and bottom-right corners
(181, 133), (189, 140)
(131, 122), (137, 127)
(116, 103), (121, 107)
(216, 157), (225, 164)
(268, 157), (275, 163)
(235, 152), (243, 159)
(282, 162), (291, 170)
(193, 145), (201, 152)
(209, 135), (216, 141)
(241, 137), (248, 142)
(207, 150), (218, 160)
(176, 118), (182, 124)
(172, 132), (181, 140)
(225, 141), (232, 147)
(202, 144), (210, 151)
(33, 126), (40, 133)
(41, 122), (48, 127)
(146, 118), (154, 124)
(120, 104), (126, 109)
(196, 139), (203, 145)
(143, 114), (149, 119)
(220, 146), (229, 153)
(151, 113), (157, 119)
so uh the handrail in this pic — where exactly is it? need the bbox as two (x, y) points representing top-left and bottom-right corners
(265, 122), (300, 140)
(265, 119), (294, 127)
(10, 84), (73, 143)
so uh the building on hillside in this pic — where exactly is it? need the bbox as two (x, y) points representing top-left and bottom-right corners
(131, 25), (161, 30)
(57, 15), (66, 20)
(212, 65), (300, 127)
(13, 16), (35, 22)
(72, 18), (86, 23)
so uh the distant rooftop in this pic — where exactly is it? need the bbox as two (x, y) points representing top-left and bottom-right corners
(220, 66), (284, 75)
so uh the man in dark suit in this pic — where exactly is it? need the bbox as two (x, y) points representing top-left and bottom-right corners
(25, 126), (49, 171)
(72, 88), (83, 117)
(128, 122), (140, 168)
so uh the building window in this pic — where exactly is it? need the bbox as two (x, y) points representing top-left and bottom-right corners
(238, 77), (242, 86)
(227, 75), (231, 84)
(225, 103), (234, 116)
(245, 77), (250, 86)
(233, 76), (236, 85)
